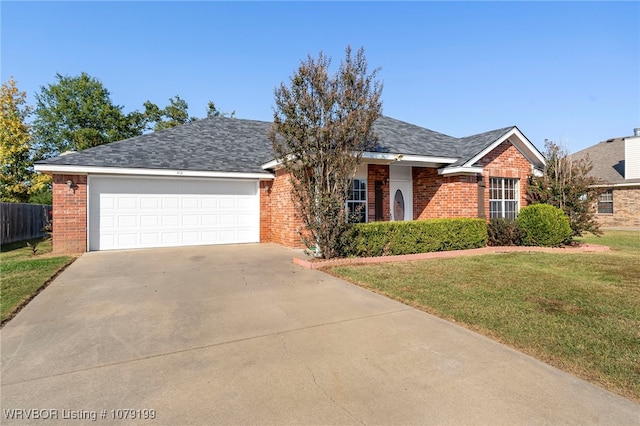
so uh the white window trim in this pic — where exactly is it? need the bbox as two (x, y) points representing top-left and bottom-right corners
(346, 167), (368, 223)
(490, 177), (520, 219)
(597, 190), (614, 215)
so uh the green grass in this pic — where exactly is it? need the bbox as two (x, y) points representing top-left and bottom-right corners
(1, 239), (74, 324)
(328, 231), (640, 402)
(577, 229), (640, 253)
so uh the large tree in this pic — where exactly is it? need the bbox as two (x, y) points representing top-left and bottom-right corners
(32, 72), (145, 158)
(0, 78), (34, 202)
(144, 97), (235, 131)
(206, 101), (235, 119)
(269, 46), (383, 259)
(144, 95), (195, 131)
(527, 139), (602, 237)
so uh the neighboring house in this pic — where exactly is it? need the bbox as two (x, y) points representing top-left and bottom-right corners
(34, 116), (545, 254)
(571, 129), (640, 228)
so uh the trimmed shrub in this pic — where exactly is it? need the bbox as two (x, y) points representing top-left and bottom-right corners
(487, 218), (524, 246)
(341, 218), (488, 257)
(516, 204), (572, 247)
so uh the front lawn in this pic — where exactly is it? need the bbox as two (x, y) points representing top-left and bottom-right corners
(1, 239), (74, 325)
(328, 230), (640, 402)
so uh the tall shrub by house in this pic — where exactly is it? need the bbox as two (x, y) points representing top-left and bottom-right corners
(516, 204), (572, 247)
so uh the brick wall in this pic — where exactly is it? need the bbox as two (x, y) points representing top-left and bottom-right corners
(367, 164), (390, 221)
(596, 186), (640, 228)
(52, 174), (87, 254)
(263, 169), (305, 248)
(478, 141), (532, 219)
(237, 141), (531, 248)
(413, 167), (478, 219)
(259, 180), (272, 243)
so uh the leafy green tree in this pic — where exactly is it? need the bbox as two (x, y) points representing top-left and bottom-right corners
(206, 101), (235, 118)
(144, 95), (196, 131)
(32, 72), (145, 158)
(527, 140), (602, 237)
(269, 46), (383, 259)
(1, 77), (33, 202)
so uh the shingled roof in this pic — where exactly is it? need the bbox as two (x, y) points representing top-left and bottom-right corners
(572, 137), (632, 185)
(36, 116), (275, 175)
(36, 115), (529, 173)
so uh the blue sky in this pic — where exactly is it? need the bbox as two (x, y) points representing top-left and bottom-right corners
(2, 1), (639, 154)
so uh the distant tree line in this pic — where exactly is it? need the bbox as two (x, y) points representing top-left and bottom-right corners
(0, 73), (234, 203)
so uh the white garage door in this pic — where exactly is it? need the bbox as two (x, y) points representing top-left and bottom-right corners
(88, 176), (260, 251)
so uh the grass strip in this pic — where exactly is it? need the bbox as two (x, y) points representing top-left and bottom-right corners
(329, 231), (640, 402)
(1, 239), (75, 325)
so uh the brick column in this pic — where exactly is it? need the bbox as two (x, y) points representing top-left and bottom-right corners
(52, 174), (87, 254)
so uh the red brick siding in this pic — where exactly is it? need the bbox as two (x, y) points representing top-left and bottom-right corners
(413, 168), (478, 219)
(263, 169), (305, 248)
(52, 174), (87, 254)
(367, 164), (390, 221)
(478, 141), (531, 219)
(259, 180), (272, 243)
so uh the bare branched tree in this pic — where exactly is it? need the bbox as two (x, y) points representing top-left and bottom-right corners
(269, 46), (383, 258)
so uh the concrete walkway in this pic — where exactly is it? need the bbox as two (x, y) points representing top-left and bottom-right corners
(1, 244), (638, 425)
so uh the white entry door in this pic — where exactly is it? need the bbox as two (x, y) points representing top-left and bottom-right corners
(88, 176), (260, 251)
(389, 165), (413, 221)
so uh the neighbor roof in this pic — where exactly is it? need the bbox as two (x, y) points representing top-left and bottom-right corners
(572, 137), (638, 185)
(36, 115), (537, 174)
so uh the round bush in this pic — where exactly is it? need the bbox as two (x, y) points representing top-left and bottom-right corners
(516, 204), (572, 247)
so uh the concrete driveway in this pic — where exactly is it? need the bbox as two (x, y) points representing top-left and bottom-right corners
(1, 244), (638, 425)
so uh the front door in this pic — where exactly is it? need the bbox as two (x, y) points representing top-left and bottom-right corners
(389, 165), (413, 221)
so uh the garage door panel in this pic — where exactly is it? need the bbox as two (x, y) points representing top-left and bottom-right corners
(202, 215), (218, 225)
(89, 176), (259, 251)
(182, 231), (199, 243)
(202, 230), (218, 243)
(140, 197), (159, 210)
(237, 214), (255, 225)
(140, 215), (158, 227)
(182, 215), (199, 226)
(162, 215), (179, 226)
(160, 232), (179, 245)
(220, 214), (236, 225)
(140, 233), (159, 246)
(220, 198), (235, 209)
(182, 198), (199, 209)
(162, 198), (179, 209)
(117, 233), (137, 247)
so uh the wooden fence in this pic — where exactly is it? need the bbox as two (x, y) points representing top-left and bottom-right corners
(0, 202), (53, 245)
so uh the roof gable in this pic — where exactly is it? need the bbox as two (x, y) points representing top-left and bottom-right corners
(455, 126), (545, 170)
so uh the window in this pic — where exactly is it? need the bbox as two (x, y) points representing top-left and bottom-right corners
(490, 178), (519, 219)
(347, 179), (367, 223)
(597, 190), (613, 214)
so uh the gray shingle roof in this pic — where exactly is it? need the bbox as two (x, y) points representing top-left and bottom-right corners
(453, 126), (516, 166)
(572, 137), (635, 184)
(370, 116), (460, 157)
(36, 115), (521, 173)
(36, 116), (275, 175)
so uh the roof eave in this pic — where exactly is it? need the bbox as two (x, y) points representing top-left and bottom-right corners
(261, 152), (459, 171)
(34, 164), (274, 180)
(438, 166), (484, 176)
